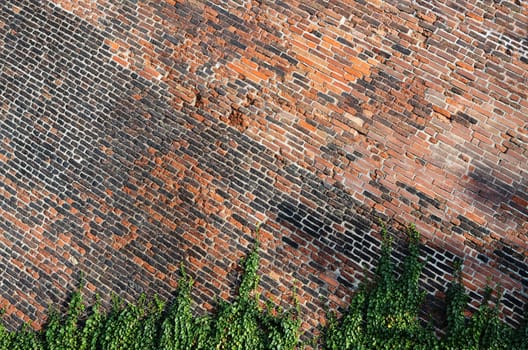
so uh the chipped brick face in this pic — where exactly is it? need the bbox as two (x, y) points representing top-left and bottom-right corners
(0, 0), (526, 330)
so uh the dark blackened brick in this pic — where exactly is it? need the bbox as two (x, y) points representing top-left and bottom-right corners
(373, 48), (391, 59)
(356, 78), (375, 91)
(452, 111), (478, 125)
(392, 44), (411, 55)
(451, 86), (465, 95)
(317, 92), (335, 103)
(280, 52), (298, 65)
(477, 254), (489, 263)
(457, 215), (490, 238)
(337, 36), (354, 48)
(163, 33), (181, 45)
(230, 38), (247, 50)
(282, 236), (299, 249)
(263, 44), (282, 56)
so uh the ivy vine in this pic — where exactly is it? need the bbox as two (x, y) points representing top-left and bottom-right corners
(0, 225), (525, 349)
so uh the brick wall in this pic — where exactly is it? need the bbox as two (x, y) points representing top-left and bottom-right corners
(0, 0), (526, 331)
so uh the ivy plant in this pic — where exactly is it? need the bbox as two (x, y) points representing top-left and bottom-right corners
(0, 224), (524, 350)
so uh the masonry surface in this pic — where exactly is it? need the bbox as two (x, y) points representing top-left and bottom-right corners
(0, 0), (526, 332)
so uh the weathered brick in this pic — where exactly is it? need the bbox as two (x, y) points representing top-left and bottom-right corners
(0, 0), (526, 335)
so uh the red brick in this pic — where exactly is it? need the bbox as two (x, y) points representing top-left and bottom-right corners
(112, 55), (128, 67)
(0, 0), (525, 335)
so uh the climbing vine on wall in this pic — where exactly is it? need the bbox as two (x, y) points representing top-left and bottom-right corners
(0, 225), (525, 349)
(322, 225), (527, 350)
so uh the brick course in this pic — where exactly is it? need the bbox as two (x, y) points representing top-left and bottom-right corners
(0, 0), (526, 332)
